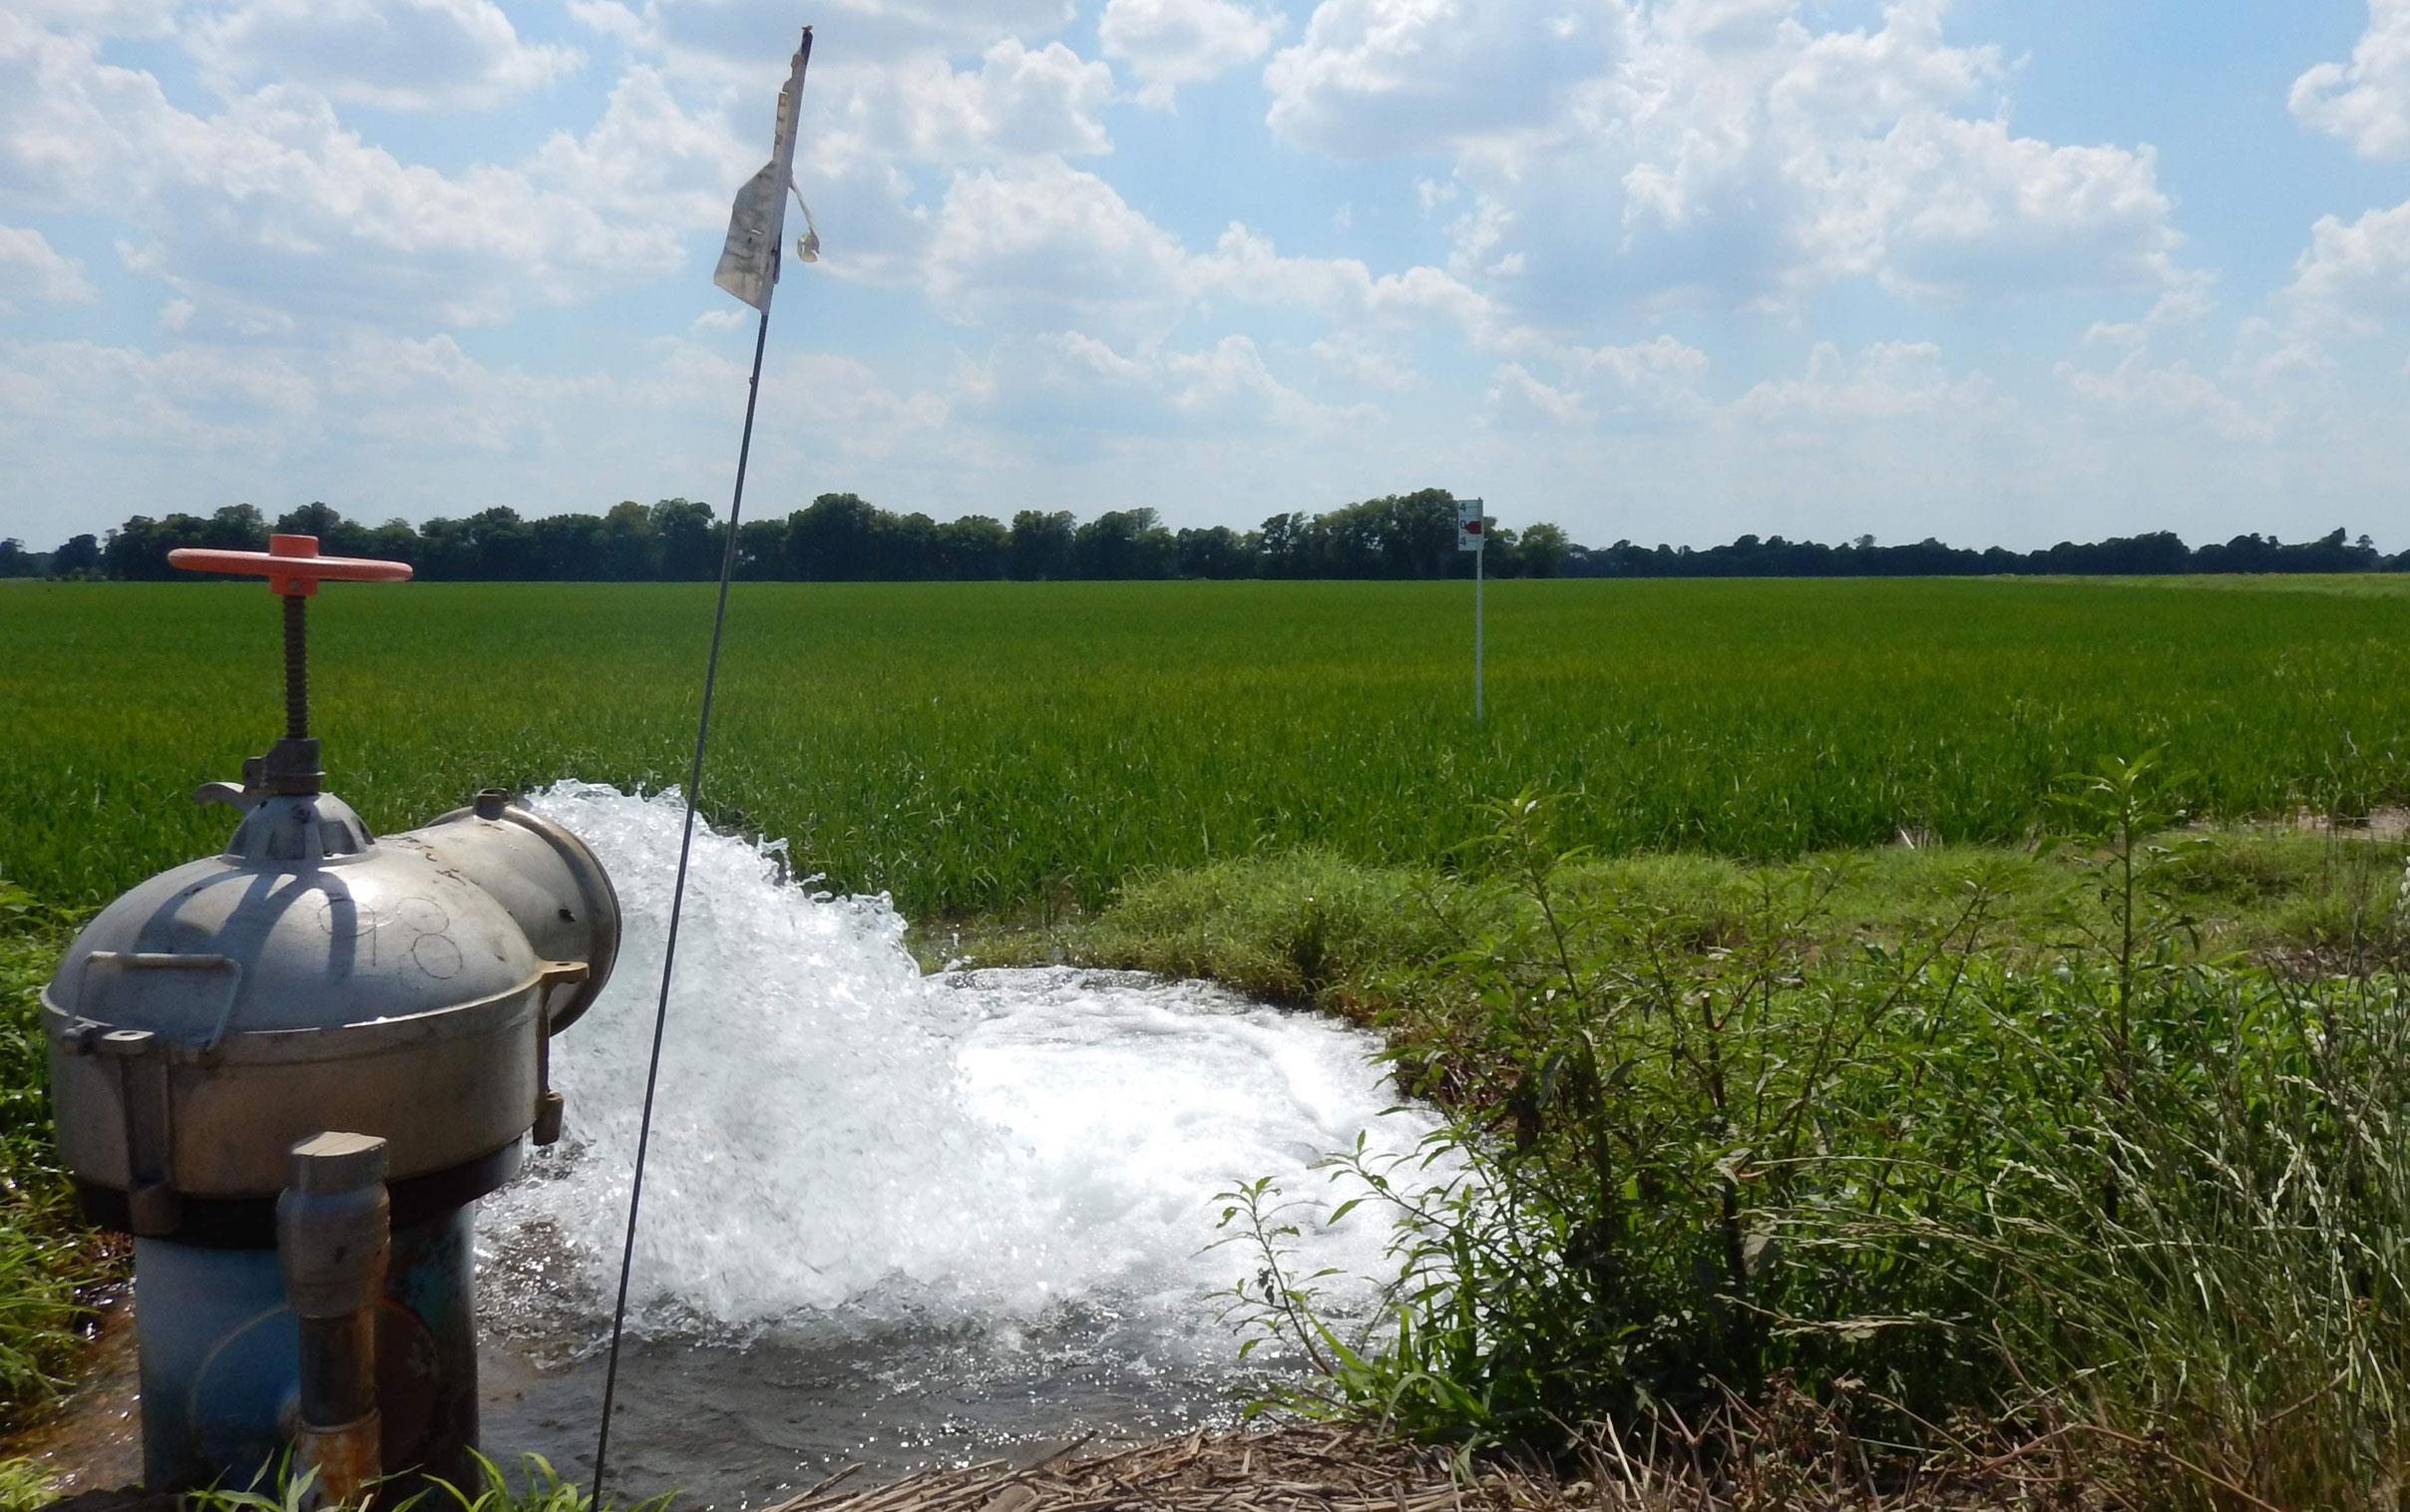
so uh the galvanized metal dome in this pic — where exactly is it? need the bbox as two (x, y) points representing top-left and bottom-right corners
(43, 790), (610, 1230)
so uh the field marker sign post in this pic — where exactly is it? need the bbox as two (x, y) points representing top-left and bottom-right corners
(1458, 497), (1485, 722)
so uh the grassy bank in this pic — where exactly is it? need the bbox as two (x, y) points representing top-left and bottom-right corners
(949, 778), (2410, 1508)
(947, 813), (2410, 1010)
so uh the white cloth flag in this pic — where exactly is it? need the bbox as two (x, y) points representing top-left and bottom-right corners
(714, 30), (815, 312)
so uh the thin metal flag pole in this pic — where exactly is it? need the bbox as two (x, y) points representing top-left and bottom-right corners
(587, 300), (766, 1503)
(1458, 496), (1485, 722)
(1474, 523), (1484, 724)
(590, 26), (812, 1504)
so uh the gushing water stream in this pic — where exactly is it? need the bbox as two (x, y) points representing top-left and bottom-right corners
(469, 786), (1448, 1505)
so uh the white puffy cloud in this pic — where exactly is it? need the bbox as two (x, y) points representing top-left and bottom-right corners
(2286, 197), (2410, 332)
(703, 36), (1118, 180)
(184, 0), (583, 112)
(1099, 0), (1281, 107)
(0, 337), (319, 456)
(1735, 341), (2000, 423)
(2291, 0), (2410, 160)
(969, 328), (1374, 442)
(528, 64), (749, 228)
(1481, 332), (1711, 431)
(0, 223), (96, 305)
(925, 158), (1198, 337)
(1565, 334), (1710, 387)
(851, 39), (1114, 160)
(1265, 0), (1625, 158)
(2082, 278), (2215, 348)
(1788, 117), (2183, 301)
(1200, 223), (1502, 341)
(568, 0), (1078, 80)
(1484, 363), (1591, 428)
(0, 324), (961, 546)
(8, 0), (178, 37)
(326, 329), (954, 464)
(1162, 334), (1365, 426)
(2054, 352), (2273, 444)
(1268, 0), (2188, 322)
(564, 6), (1123, 291)
(920, 169), (1712, 430)
(1309, 329), (1410, 388)
(0, 19), (703, 329)
(922, 160), (1508, 355)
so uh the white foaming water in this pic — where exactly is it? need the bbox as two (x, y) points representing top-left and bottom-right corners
(484, 783), (1442, 1348)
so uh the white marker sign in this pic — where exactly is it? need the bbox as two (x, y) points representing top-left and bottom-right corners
(1456, 496), (1486, 722)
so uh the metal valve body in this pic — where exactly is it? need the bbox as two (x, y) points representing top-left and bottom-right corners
(44, 786), (619, 1488)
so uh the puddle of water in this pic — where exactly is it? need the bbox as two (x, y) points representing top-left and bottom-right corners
(480, 1305), (1243, 1507)
(0, 1299), (142, 1500)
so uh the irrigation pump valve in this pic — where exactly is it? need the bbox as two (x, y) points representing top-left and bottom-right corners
(45, 535), (619, 1235)
(168, 532), (413, 597)
(166, 534), (413, 799)
(43, 535), (626, 1497)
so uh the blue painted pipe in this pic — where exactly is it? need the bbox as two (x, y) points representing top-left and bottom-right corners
(134, 1206), (481, 1493)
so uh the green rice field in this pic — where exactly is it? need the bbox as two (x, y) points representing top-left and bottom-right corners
(5, 574), (2409, 917)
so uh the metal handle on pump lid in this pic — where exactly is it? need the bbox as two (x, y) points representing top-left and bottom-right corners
(169, 534), (413, 594)
(167, 534), (412, 796)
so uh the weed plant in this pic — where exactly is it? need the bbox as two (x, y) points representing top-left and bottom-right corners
(184, 1452), (673, 1512)
(1218, 763), (2410, 1508)
(0, 1457), (55, 1510)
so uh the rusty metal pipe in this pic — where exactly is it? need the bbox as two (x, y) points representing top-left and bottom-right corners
(278, 1133), (390, 1506)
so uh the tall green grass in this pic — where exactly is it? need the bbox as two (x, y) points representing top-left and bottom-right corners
(0, 886), (110, 1420)
(6, 577), (2410, 918)
(1216, 774), (2410, 1507)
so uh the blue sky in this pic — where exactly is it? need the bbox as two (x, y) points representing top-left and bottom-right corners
(3, 0), (2407, 553)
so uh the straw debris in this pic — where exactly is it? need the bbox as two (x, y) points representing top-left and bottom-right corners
(762, 1426), (1514, 1512)
(758, 1412), (2115, 1512)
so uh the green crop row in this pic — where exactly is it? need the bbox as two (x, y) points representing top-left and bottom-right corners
(4, 576), (2408, 918)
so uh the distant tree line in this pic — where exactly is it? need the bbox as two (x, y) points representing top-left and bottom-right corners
(1, 491), (1560, 582)
(1561, 528), (2406, 577)
(2, 496), (2402, 583)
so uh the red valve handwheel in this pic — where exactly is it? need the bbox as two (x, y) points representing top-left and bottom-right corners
(168, 534), (413, 597)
